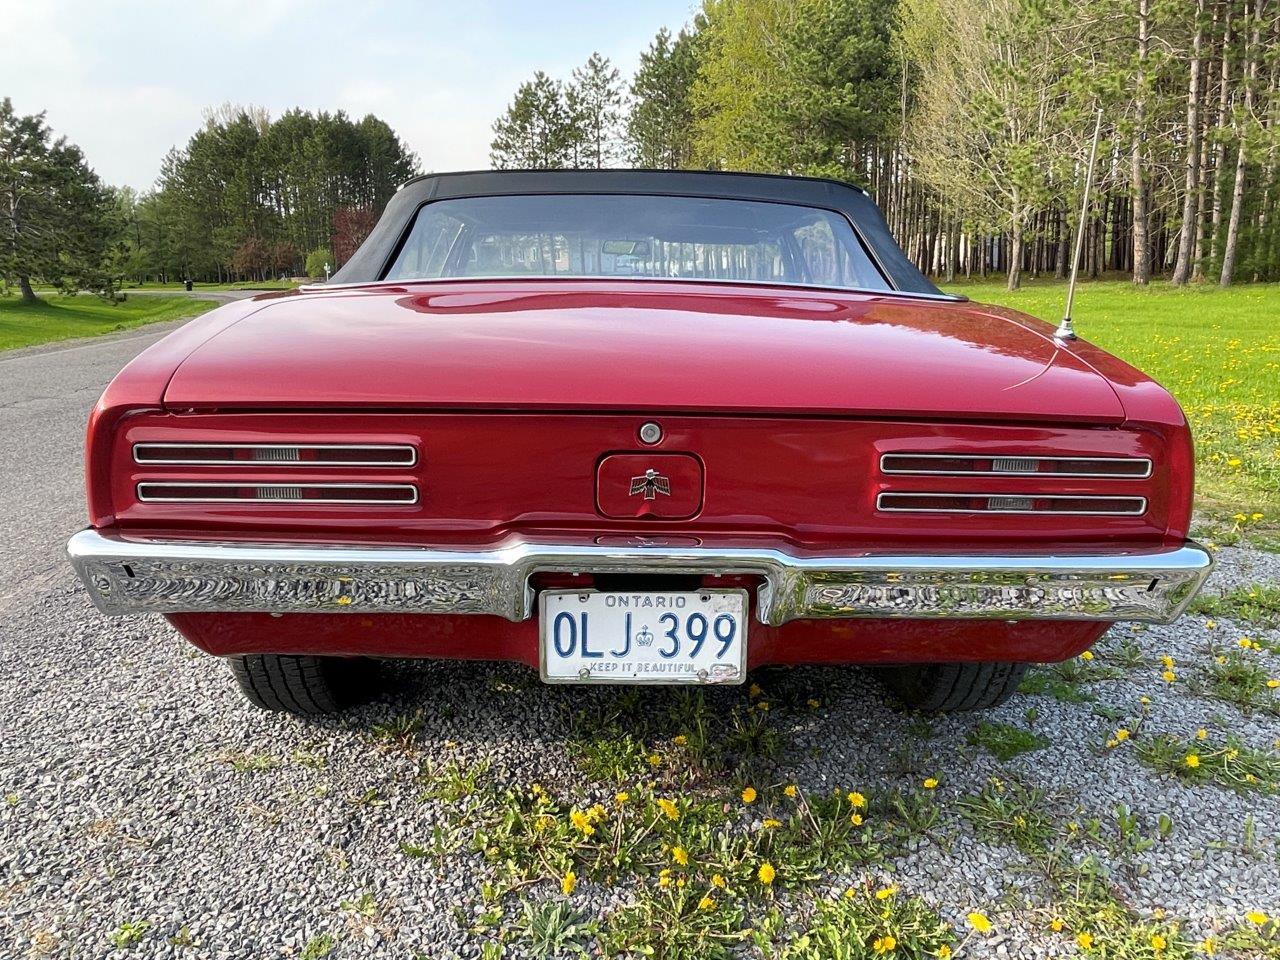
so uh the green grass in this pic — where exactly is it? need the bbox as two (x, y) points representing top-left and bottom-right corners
(947, 278), (1280, 516)
(0, 293), (217, 351)
(965, 721), (1049, 761)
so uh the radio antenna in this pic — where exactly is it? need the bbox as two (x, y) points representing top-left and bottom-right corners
(1056, 107), (1104, 342)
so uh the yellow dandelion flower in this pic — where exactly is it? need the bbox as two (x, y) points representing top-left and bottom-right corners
(872, 935), (897, 954)
(1247, 910), (1268, 925)
(806, 697), (821, 708)
(569, 809), (595, 836)
(672, 845), (689, 866)
(711, 873), (726, 888)
(784, 784), (798, 798)
(1199, 937), (1216, 956)
(1161, 655), (1174, 668)
(741, 786), (757, 804)
(1162, 669), (1177, 682)
(935, 946), (952, 959)
(763, 818), (782, 829)
(698, 895), (715, 911)
(968, 912), (992, 934)
(1269, 679), (1279, 689)
(561, 870), (576, 895)
(756, 701), (771, 712)
(1080, 650), (1094, 661)
(1140, 695), (1151, 705)
(657, 798), (679, 821)
(1205, 619), (1217, 629)
(1115, 729), (1130, 742)
(615, 791), (629, 804)
(850, 812), (864, 826)
(658, 869), (671, 888)
(875, 884), (899, 900)
(749, 682), (763, 697)
(757, 862), (776, 885)
(1239, 638), (1253, 649)
(1196, 729), (1208, 740)
(1078, 931), (1094, 950)
(847, 790), (867, 808)
(672, 734), (688, 747)
(1185, 753), (1201, 768)
(1151, 933), (1167, 952)
(1050, 917), (1064, 932)
(923, 777), (939, 790)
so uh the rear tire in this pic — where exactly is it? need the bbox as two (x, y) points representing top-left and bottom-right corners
(877, 662), (1028, 713)
(228, 654), (371, 715)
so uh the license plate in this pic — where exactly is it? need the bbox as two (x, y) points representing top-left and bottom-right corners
(540, 589), (748, 685)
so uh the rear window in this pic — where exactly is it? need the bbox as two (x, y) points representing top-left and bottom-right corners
(384, 194), (890, 291)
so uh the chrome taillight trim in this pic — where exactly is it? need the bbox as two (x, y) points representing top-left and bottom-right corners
(132, 443), (418, 467)
(879, 453), (1152, 479)
(876, 492), (1148, 516)
(136, 482), (420, 505)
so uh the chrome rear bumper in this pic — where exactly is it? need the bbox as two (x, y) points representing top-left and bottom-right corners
(67, 530), (1213, 626)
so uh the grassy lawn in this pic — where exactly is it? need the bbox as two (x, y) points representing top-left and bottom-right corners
(0, 294), (217, 352)
(947, 278), (1280, 521)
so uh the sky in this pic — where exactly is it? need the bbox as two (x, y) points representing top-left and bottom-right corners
(0, 0), (696, 191)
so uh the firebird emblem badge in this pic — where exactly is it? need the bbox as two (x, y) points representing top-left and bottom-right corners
(629, 468), (672, 501)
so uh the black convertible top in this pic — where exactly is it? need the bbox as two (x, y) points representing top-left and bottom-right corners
(331, 169), (941, 295)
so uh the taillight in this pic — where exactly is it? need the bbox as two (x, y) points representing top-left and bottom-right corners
(133, 443), (416, 466)
(136, 482), (418, 504)
(876, 492), (1146, 515)
(879, 454), (1151, 478)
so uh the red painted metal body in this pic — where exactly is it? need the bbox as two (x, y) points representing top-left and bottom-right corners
(83, 279), (1194, 669)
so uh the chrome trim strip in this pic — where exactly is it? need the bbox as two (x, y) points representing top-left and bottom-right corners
(135, 482), (420, 505)
(67, 529), (1213, 626)
(876, 492), (1148, 516)
(879, 453), (1153, 479)
(133, 443), (418, 467)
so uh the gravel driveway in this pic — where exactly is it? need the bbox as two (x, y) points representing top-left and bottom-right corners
(1, 322), (1277, 960)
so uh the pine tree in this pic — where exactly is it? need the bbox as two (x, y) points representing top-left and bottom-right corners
(627, 27), (702, 168)
(567, 53), (625, 168)
(0, 98), (116, 301)
(490, 72), (573, 169)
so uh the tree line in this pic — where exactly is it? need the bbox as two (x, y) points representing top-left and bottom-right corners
(123, 104), (417, 284)
(1, 99), (418, 301)
(491, 0), (1279, 290)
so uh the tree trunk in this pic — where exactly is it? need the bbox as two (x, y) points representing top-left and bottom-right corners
(1221, 0), (1262, 286)
(1173, 0), (1208, 284)
(1253, 38), (1278, 279)
(17, 275), (38, 303)
(1209, 0), (1233, 269)
(1007, 202), (1023, 291)
(1131, 0), (1152, 284)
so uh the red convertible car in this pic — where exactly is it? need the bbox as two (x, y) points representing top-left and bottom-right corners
(68, 170), (1212, 715)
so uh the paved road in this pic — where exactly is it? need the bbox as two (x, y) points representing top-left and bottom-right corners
(0, 294), (256, 613)
(0, 322), (186, 613)
(0, 311), (1277, 958)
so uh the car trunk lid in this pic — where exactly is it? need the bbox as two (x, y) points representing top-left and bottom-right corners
(161, 281), (1124, 423)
